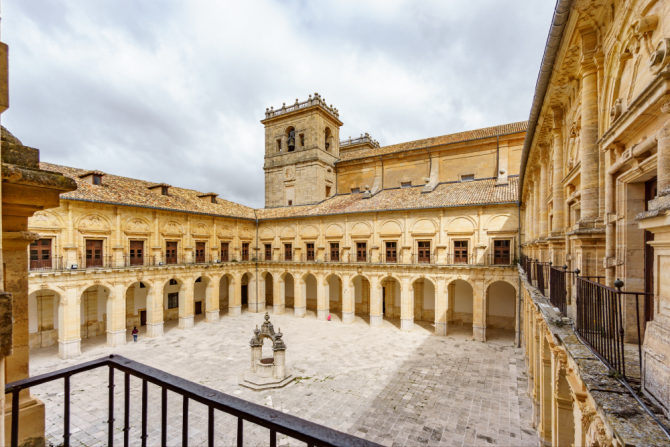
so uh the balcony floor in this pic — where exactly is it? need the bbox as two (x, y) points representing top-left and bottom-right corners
(29, 310), (538, 447)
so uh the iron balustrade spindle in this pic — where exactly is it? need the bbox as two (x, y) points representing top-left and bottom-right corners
(549, 265), (569, 315)
(5, 355), (382, 447)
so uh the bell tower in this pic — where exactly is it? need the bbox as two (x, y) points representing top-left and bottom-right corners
(262, 93), (343, 208)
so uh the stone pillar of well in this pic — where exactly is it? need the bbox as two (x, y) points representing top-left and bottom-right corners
(179, 281), (195, 329)
(435, 279), (447, 336)
(472, 280), (486, 342)
(250, 330), (261, 374)
(274, 276), (285, 315)
(229, 274), (242, 316)
(342, 275), (355, 324)
(206, 278), (220, 323)
(400, 277), (413, 331)
(293, 276), (305, 318)
(316, 275), (329, 321)
(273, 333), (286, 380)
(146, 286), (164, 338)
(106, 282), (127, 347)
(369, 275), (382, 328)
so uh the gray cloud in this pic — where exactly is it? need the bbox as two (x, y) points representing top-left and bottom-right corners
(2, 0), (555, 208)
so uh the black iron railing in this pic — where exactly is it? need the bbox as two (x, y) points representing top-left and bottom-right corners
(444, 253), (475, 265)
(411, 254), (434, 264)
(535, 262), (551, 296)
(549, 265), (568, 315)
(5, 355), (381, 447)
(29, 256), (65, 271)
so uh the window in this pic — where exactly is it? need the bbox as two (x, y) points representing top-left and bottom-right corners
(454, 240), (469, 263)
(326, 185), (331, 197)
(385, 242), (397, 263)
(169, 279), (178, 286)
(461, 174), (475, 182)
(330, 243), (339, 261)
(196, 242), (206, 263)
(299, 133), (305, 147)
(129, 241), (143, 266)
(265, 244), (272, 260)
(211, 196), (216, 203)
(242, 242), (250, 261)
(161, 186), (168, 195)
(284, 244), (292, 261)
(93, 175), (102, 185)
(288, 200), (293, 206)
(351, 187), (360, 194)
(86, 239), (103, 268)
(306, 243), (315, 261)
(165, 241), (178, 264)
(30, 238), (52, 270)
(401, 181), (411, 188)
(167, 292), (179, 309)
(494, 240), (511, 265)
(356, 242), (367, 262)
(287, 128), (296, 152)
(418, 241), (431, 263)
(221, 242), (229, 262)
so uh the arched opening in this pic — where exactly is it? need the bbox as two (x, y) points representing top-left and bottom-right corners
(194, 276), (211, 323)
(324, 127), (332, 152)
(351, 275), (370, 317)
(80, 284), (110, 340)
(28, 289), (60, 348)
(486, 281), (516, 341)
(286, 126), (296, 152)
(449, 279), (474, 336)
(381, 276), (400, 320)
(264, 272), (274, 307)
(326, 274), (342, 320)
(163, 278), (184, 324)
(261, 337), (274, 361)
(219, 274), (233, 315)
(412, 278), (436, 326)
(283, 273), (295, 309)
(125, 281), (150, 337)
(241, 273), (251, 308)
(304, 273), (318, 318)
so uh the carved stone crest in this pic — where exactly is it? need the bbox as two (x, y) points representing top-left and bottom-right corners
(284, 166), (295, 181)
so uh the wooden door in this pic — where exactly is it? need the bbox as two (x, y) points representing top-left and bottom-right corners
(139, 310), (147, 326)
(196, 242), (206, 263)
(357, 242), (366, 262)
(242, 243), (249, 261)
(265, 244), (272, 260)
(454, 241), (468, 263)
(645, 178), (657, 322)
(86, 240), (103, 267)
(30, 239), (52, 270)
(306, 243), (315, 261)
(385, 242), (397, 263)
(330, 243), (339, 261)
(221, 243), (229, 262)
(129, 241), (143, 266)
(195, 301), (202, 315)
(418, 241), (430, 263)
(494, 240), (510, 264)
(165, 242), (178, 264)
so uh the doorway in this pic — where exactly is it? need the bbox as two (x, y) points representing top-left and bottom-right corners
(139, 309), (147, 326)
(645, 177), (657, 323)
(242, 285), (248, 305)
(195, 301), (202, 315)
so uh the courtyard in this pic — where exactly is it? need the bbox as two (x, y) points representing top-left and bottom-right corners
(29, 310), (538, 447)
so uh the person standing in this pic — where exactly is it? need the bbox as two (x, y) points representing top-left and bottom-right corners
(132, 327), (139, 342)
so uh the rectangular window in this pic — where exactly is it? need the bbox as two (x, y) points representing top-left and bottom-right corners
(351, 187), (360, 194)
(86, 239), (103, 268)
(330, 243), (339, 261)
(299, 134), (305, 147)
(167, 292), (179, 309)
(265, 244), (272, 260)
(401, 181), (411, 188)
(93, 175), (102, 185)
(306, 243), (315, 261)
(30, 238), (52, 270)
(161, 186), (168, 195)
(418, 241), (431, 263)
(196, 241), (206, 263)
(385, 242), (397, 263)
(454, 240), (469, 264)
(242, 242), (250, 261)
(284, 244), (292, 261)
(326, 185), (331, 197)
(494, 240), (511, 265)
(461, 174), (475, 182)
(165, 241), (178, 264)
(221, 242), (229, 262)
(356, 242), (367, 262)
(129, 240), (144, 266)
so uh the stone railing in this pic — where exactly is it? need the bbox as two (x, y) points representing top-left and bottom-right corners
(339, 133), (380, 148)
(265, 93), (339, 120)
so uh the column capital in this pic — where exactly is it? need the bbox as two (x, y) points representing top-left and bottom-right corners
(551, 106), (563, 129)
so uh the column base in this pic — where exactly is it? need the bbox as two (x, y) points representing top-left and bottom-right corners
(294, 306), (306, 318)
(228, 305), (242, 316)
(58, 338), (81, 359)
(205, 311), (219, 323)
(342, 311), (355, 324)
(400, 318), (414, 332)
(317, 309), (329, 321)
(369, 314), (383, 328)
(435, 321), (447, 336)
(4, 395), (45, 447)
(273, 304), (285, 315)
(146, 322), (164, 338)
(473, 324), (486, 342)
(179, 315), (194, 330)
(107, 330), (126, 347)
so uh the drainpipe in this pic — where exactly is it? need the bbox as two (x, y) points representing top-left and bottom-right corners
(517, 200), (522, 348)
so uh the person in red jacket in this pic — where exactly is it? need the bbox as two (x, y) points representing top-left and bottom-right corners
(132, 327), (139, 342)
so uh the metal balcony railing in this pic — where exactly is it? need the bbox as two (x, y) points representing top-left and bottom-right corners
(443, 253), (475, 265)
(411, 254), (434, 264)
(29, 256), (65, 272)
(281, 251), (294, 262)
(122, 255), (159, 268)
(324, 252), (341, 262)
(4, 355), (381, 447)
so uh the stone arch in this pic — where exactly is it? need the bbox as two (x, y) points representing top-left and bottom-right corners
(447, 278), (474, 332)
(300, 225), (319, 239)
(80, 283), (111, 341)
(302, 272), (318, 316)
(30, 210), (65, 228)
(161, 220), (184, 235)
(162, 277), (185, 325)
(379, 220), (403, 237)
(219, 273), (235, 313)
(240, 272), (255, 307)
(325, 273), (343, 317)
(485, 214), (517, 232)
(412, 276), (436, 323)
(280, 226), (296, 239)
(350, 274), (371, 317)
(485, 280), (517, 332)
(410, 218), (438, 235)
(260, 271), (274, 308)
(351, 221), (372, 238)
(260, 227), (275, 240)
(324, 223), (343, 238)
(193, 275), (212, 319)
(279, 271), (295, 311)
(123, 216), (151, 233)
(28, 288), (62, 349)
(191, 222), (211, 236)
(380, 274), (400, 320)
(446, 216), (476, 233)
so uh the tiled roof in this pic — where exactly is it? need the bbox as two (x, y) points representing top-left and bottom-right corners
(256, 177), (518, 219)
(41, 162), (258, 220)
(338, 121), (528, 162)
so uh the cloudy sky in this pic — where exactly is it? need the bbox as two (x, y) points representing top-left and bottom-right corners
(2, 0), (556, 208)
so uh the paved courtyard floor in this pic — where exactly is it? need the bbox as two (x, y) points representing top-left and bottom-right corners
(29, 309), (538, 447)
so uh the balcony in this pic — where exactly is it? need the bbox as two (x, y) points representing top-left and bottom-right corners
(29, 256), (65, 272)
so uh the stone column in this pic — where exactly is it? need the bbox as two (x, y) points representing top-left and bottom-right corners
(342, 275), (355, 324)
(534, 171), (541, 244)
(146, 285), (164, 338)
(400, 277), (413, 331)
(472, 281), (486, 342)
(540, 147), (549, 239)
(274, 275), (285, 315)
(106, 282), (127, 347)
(179, 281), (194, 329)
(58, 285), (81, 359)
(369, 275), (382, 328)
(579, 36), (600, 223)
(316, 274), (328, 321)
(293, 276), (305, 318)
(435, 279), (447, 336)
(229, 274), (242, 316)
(206, 278), (220, 323)
(552, 108), (565, 234)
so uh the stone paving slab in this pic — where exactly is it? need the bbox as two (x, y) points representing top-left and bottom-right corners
(29, 309), (538, 446)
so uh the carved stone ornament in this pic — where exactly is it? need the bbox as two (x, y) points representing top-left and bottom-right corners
(284, 166), (295, 181)
(661, 101), (670, 114)
(610, 98), (623, 121)
(648, 38), (670, 74)
(79, 214), (109, 231)
(125, 218), (150, 233)
(31, 211), (60, 228)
